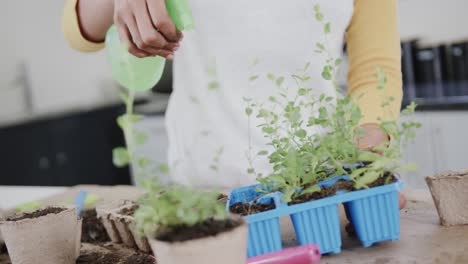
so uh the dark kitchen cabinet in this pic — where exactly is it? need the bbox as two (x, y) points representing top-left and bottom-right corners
(0, 122), (53, 185)
(0, 105), (131, 186)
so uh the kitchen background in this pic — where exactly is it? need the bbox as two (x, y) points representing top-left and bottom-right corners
(0, 0), (467, 189)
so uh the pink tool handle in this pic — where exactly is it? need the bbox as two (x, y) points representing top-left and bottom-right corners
(247, 244), (321, 264)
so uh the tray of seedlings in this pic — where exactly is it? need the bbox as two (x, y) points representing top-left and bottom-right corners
(229, 70), (419, 256)
(229, 9), (421, 254)
(227, 171), (405, 256)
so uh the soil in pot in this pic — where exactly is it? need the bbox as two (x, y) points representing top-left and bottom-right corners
(124, 253), (155, 264)
(229, 202), (276, 216)
(217, 193), (228, 206)
(81, 209), (110, 243)
(6, 207), (64, 221)
(149, 217), (247, 264)
(1, 206), (80, 264)
(76, 252), (121, 264)
(76, 251), (154, 264)
(155, 218), (242, 243)
(289, 180), (354, 205)
(366, 172), (397, 188)
(120, 205), (138, 217)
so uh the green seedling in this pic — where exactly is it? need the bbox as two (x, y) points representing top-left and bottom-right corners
(245, 62), (332, 202)
(15, 201), (42, 213)
(63, 194), (100, 208)
(115, 91), (229, 237)
(134, 181), (228, 236)
(83, 194), (100, 207)
(107, 1), (228, 238)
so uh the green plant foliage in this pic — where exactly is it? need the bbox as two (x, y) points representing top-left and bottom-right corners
(134, 183), (228, 236)
(246, 62), (333, 202)
(349, 95), (421, 189)
(113, 88), (156, 186)
(114, 64), (229, 236)
(83, 194), (100, 207)
(113, 147), (129, 168)
(63, 194), (101, 207)
(244, 4), (421, 202)
(15, 201), (42, 213)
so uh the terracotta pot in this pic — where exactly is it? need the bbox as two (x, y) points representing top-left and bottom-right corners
(0, 206), (81, 264)
(426, 170), (468, 226)
(149, 217), (248, 264)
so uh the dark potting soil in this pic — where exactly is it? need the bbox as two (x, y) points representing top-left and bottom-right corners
(367, 172), (397, 188)
(229, 202), (276, 216)
(76, 252), (154, 264)
(76, 245), (155, 264)
(217, 193), (228, 206)
(6, 207), (65, 221)
(156, 218), (242, 243)
(81, 209), (110, 243)
(122, 253), (155, 264)
(290, 172), (397, 205)
(289, 180), (355, 205)
(120, 204), (139, 216)
(76, 252), (118, 264)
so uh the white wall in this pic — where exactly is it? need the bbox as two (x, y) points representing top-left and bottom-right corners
(399, 0), (468, 43)
(0, 1), (119, 123)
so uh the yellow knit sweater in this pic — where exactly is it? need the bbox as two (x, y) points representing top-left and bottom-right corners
(62, 0), (402, 125)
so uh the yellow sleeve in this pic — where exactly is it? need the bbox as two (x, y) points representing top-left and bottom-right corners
(62, 0), (105, 52)
(346, 0), (403, 125)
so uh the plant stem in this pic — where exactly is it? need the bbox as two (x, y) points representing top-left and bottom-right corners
(123, 90), (140, 185)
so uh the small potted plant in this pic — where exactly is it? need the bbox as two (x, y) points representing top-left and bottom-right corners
(426, 170), (468, 226)
(107, 79), (248, 262)
(0, 206), (81, 264)
(99, 75), (168, 252)
(134, 181), (248, 264)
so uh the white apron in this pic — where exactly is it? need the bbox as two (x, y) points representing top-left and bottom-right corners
(166, 0), (354, 188)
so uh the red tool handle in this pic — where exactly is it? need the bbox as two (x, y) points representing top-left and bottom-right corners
(247, 244), (321, 264)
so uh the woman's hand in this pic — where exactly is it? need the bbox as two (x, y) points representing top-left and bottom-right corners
(114, 0), (183, 58)
(355, 123), (406, 209)
(355, 123), (388, 153)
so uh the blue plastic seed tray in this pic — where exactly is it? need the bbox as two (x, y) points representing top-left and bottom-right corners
(226, 175), (403, 257)
(226, 184), (283, 257)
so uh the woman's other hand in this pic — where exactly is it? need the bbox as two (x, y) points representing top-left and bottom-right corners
(355, 123), (388, 153)
(355, 123), (406, 209)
